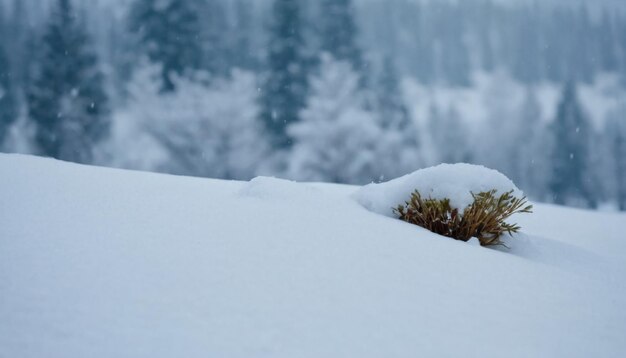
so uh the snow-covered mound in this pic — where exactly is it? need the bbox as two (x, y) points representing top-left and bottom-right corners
(354, 163), (522, 217)
(1, 154), (625, 358)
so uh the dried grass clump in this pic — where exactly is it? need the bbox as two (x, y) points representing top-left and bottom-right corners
(394, 189), (533, 246)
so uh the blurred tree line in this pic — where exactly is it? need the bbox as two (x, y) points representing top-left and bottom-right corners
(0, 0), (625, 210)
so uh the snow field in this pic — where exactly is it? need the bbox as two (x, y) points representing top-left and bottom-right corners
(1, 154), (625, 357)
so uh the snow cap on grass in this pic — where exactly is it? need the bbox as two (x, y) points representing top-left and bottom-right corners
(353, 163), (523, 217)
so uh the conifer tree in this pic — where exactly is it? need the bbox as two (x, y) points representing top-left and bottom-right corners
(319, 0), (363, 71)
(230, 0), (257, 71)
(548, 82), (596, 208)
(6, 0), (27, 89)
(198, 0), (229, 76)
(0, 45), (17, 147)
(27, 0), (108, 163)
(260, 0), (309, 149)
(605, 107), (626, 211)
(374, 58), (411, 130)
(371, 57), (421, 179)
(598, 10), (618, 72)
(129, 0), (203, 91)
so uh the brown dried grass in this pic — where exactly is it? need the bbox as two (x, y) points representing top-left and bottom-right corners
(394, 189), (533, 246)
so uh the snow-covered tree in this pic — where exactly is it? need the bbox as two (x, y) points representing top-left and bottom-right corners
(27, 0), (109, 163)
(260, 0), (310, 149)
(288, 56), (379, 184)
(129, 0), (203, 91)
(548, 82), (596, 208)
(370, 57), (421, 180)
(116, 65), (267, 180)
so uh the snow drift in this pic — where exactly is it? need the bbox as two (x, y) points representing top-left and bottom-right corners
(1, 154), (625, 358)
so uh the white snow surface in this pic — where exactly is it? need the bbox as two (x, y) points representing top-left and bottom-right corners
(1, 154), (625, 358)
(354, 163), (522, 217)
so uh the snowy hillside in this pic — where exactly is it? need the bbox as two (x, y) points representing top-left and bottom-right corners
(1, 154), (625, 357)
